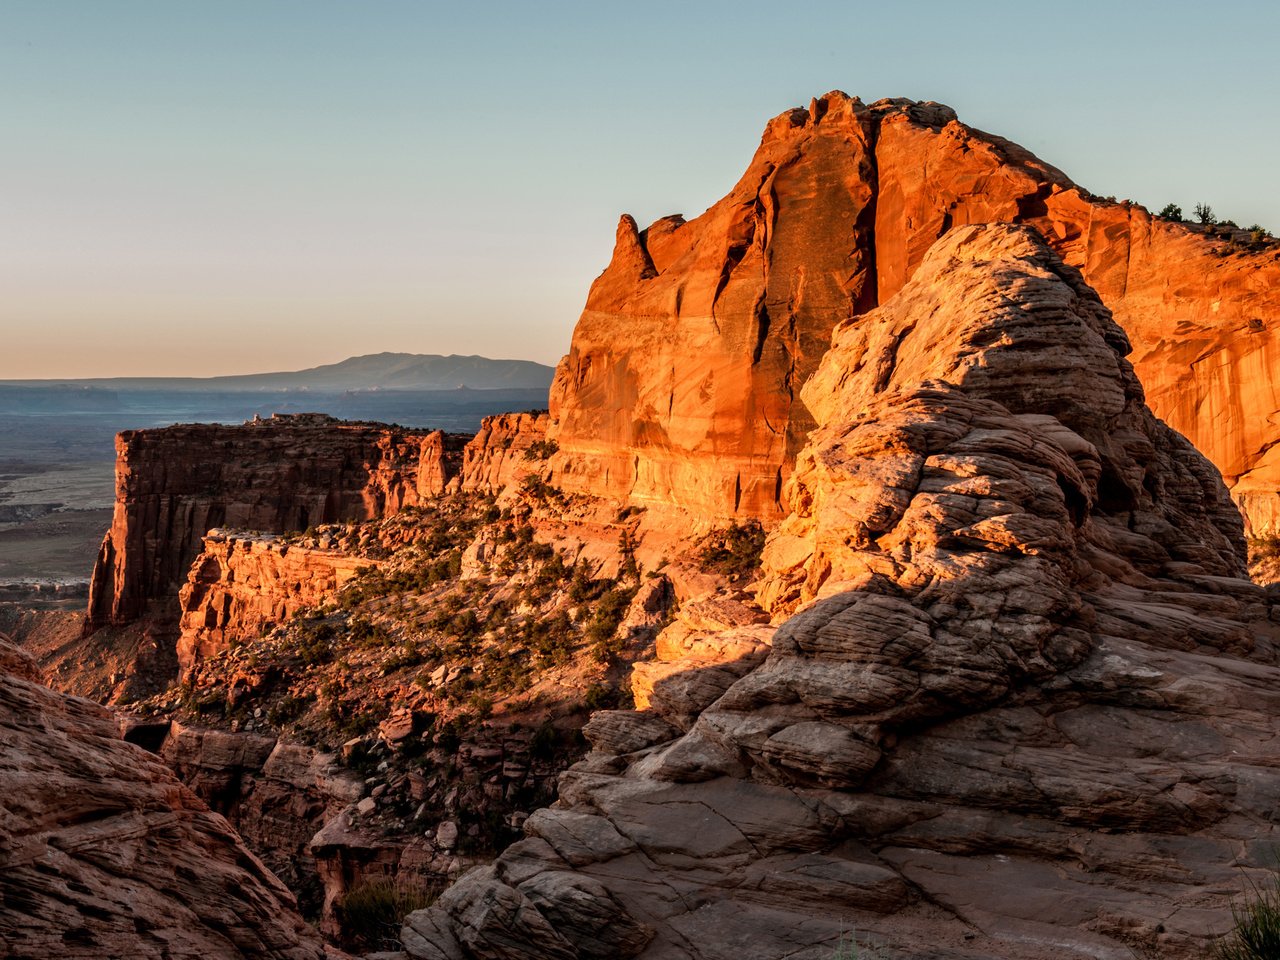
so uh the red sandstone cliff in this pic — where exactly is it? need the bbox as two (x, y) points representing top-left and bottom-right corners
(86, 414), (466, 636)
(548, 92), (1280, 533)
(177, 532), (376, 679)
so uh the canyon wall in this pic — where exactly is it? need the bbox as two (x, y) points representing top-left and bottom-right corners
(548, 92), (1280, 533)
(86, 413), (466, 634)
(177, 532), (376, 679)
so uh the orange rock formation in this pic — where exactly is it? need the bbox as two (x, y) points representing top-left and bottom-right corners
(549, 92), (1280, 534)
(408, 224), (1279, 960)
(177, 532), (375, 679)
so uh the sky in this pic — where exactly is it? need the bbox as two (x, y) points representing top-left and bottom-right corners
(2, 1), (1278, 378)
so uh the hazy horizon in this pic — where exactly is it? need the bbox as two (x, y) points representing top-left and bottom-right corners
(4, 0), (1278, 378)
(0, 350), (557, 384)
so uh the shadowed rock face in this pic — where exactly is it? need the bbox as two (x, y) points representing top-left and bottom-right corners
(0, 638), (329, 960)
(406, 226), (1280, 960)
(548, 91), (1280, 534)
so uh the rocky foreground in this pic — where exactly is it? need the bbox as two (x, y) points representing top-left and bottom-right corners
(0, 638), (331, 959)
(405, 226), (1280, 960)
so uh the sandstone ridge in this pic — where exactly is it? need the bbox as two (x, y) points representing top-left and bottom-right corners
(548, 91), (1280, 534)
(406, 225), (1280, 960)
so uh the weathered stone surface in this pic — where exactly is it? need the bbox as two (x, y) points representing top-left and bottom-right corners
(546, 91), (1280, 534)
(0, 637), (328, 959)
(156, 720), (364, 920)
(177, 532), (374, 678)
(459, 413), (551, 494)
(405, 225), (1280, 960)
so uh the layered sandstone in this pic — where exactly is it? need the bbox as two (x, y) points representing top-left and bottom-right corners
(458, 412), (551, 493)
(406, 226), (1280, 960)
(548, 91), (1280, 533)
(147, 720), (365, 919)
(177, 532), (375, 679)
(87, 415), (466, 632)
(82, 415), (468, 698)
(0, 637), (329, 960)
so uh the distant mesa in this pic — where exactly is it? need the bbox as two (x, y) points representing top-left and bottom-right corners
(0, 351), (556, 394)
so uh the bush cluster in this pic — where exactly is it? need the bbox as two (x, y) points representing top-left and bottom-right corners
(1215, 872), (1280, 960)
(697, 521), (766, 583)
(336, 877), (440, 951)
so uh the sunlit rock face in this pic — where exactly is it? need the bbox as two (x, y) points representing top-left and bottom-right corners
(80, 417), (468, 701)
(0, 637), (329, 960)
(548, 90), (1280, 533)
(176, 531), (373, 679)
(87, 417), (467, 634)
(406, 225), (1280, 960)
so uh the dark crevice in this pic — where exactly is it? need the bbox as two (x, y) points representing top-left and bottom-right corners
(751, 297), (771, 365)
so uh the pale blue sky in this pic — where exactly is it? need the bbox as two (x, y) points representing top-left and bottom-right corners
(2, 1), (1277, 377)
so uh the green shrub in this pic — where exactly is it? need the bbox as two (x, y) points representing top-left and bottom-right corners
(831, 930), (887, 959)
(265, 694), (311, 726)
(697, 521), (766, 583)
(336, 876), (440, 951)
(1215, 872), (1280, 960)
(522, 438), (559, 460)
(618, 529), (640, 581)
(587, 585), (639, 662)
(1157, 203), (1183, 221)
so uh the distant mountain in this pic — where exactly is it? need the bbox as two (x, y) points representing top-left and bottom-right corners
(0, 353), (556, 392)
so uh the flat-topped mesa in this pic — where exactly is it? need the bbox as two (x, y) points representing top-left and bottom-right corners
(86, 416), (469, 634)
(548, 90), (1280, 532)
(407, 226), (1275, 960)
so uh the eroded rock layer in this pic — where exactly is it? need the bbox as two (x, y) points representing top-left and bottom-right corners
(177, 532), (374, 679)
(408, 226), (1280, 960)
(548, 91), (1280, 533)
(0, 638), (328, 960)
(87, 415), (467, 633)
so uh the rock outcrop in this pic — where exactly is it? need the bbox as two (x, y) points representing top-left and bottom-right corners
(177, 532), (375, 679)
(405, 226), (1280, 960)
(147, 719), (365, 920)
(82, 415), (467, 696)
(548, 91), (1280, 534)
(458, 413), (552, 494)
(87, 415), (466, 633)
(0, 636), (329, 959)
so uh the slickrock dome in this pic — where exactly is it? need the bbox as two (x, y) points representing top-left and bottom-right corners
(406, 225), (1280, 960)
(0, 637), (329, 960)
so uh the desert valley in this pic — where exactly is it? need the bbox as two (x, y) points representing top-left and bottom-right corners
(4, 89), (1280, 960)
